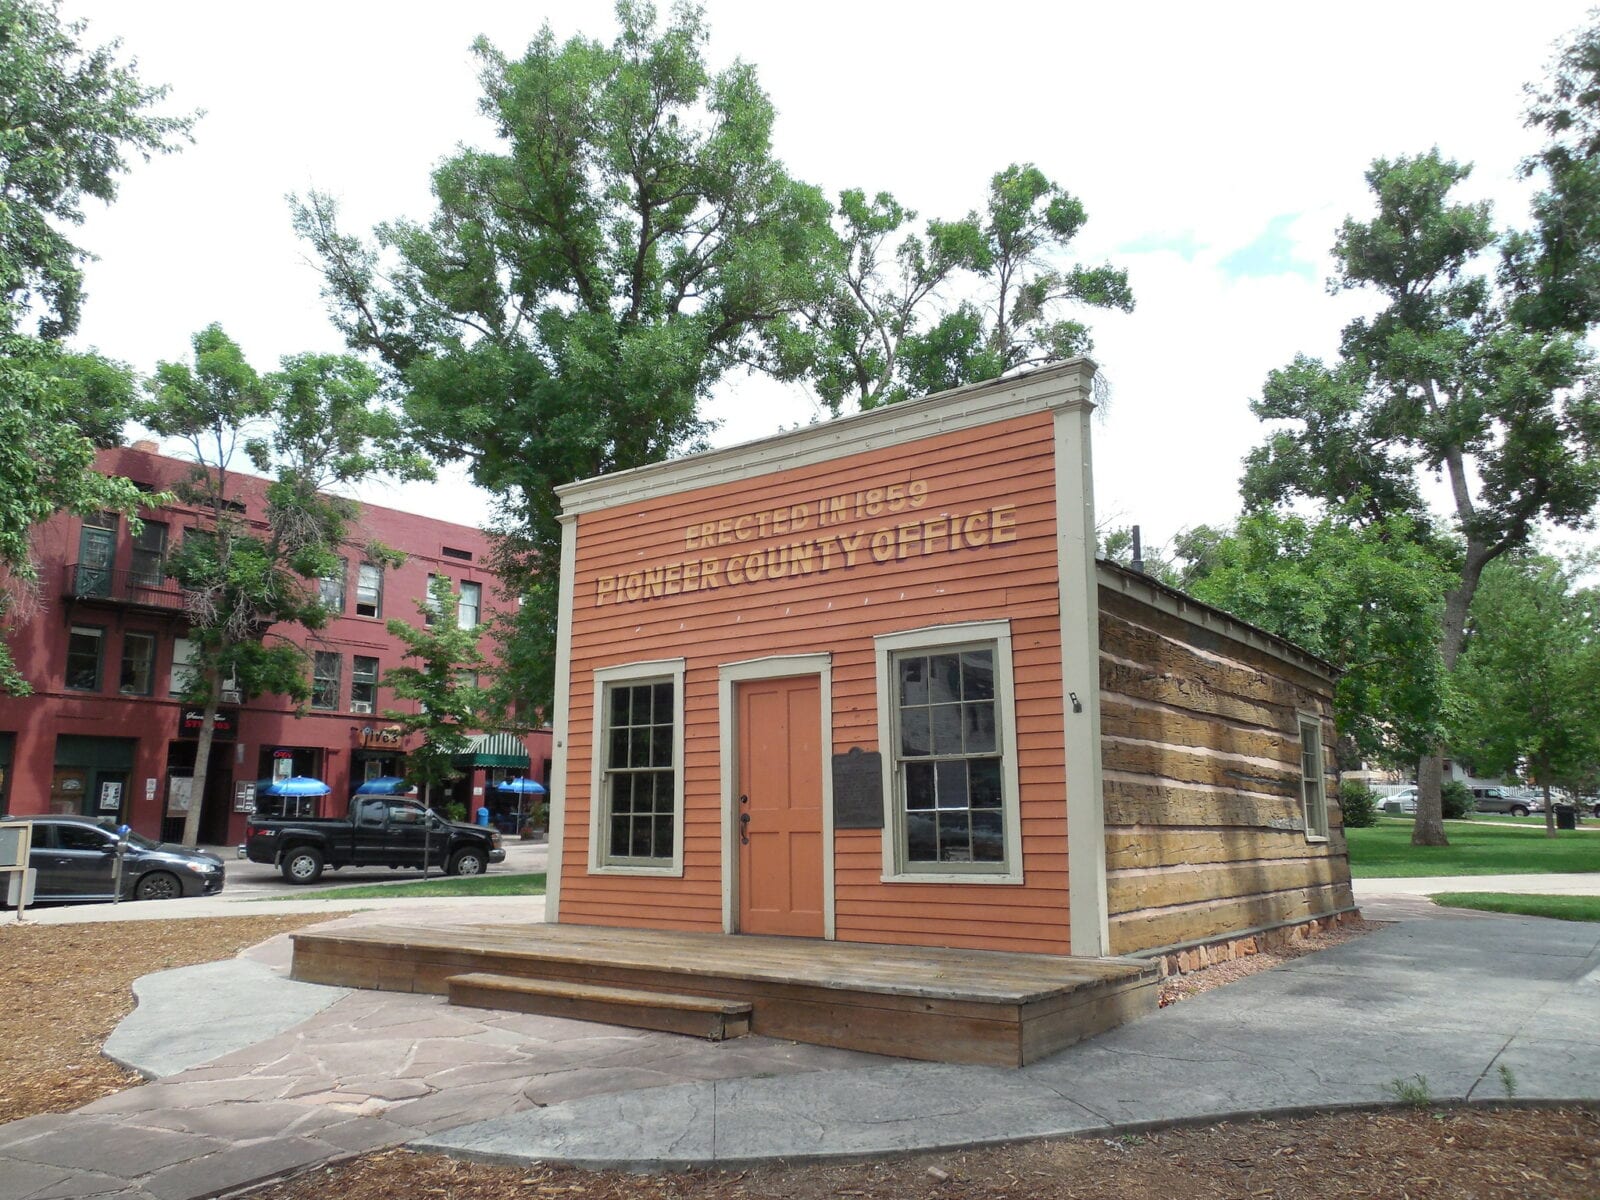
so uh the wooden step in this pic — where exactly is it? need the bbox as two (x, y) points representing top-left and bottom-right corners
(446, 971), (753, 1041)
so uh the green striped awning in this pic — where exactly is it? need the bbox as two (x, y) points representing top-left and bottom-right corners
(454, 732), (531, 769)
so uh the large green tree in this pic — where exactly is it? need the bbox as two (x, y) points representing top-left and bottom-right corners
(1450, 552), (1600, 836)
(294, 0), (835, 720)
(141, 326), (429, 846)
(382, 573), (491, 812)
(0, 0), (193, 693)
(800, 167), (1133, 413)
(1242, 150), (1600, 846)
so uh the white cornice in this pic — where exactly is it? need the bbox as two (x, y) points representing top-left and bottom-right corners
(556, 359), (1098, 516)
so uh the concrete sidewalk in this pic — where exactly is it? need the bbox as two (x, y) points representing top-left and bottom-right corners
(1, 894), (1597, 1195)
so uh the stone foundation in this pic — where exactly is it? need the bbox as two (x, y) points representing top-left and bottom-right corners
(1150, 909), (1364, 978)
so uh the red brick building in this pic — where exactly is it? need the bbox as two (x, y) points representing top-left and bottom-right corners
(0, 444), (551, 845)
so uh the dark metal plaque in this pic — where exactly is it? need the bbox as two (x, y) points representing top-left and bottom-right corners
(832, 747), (883, 829)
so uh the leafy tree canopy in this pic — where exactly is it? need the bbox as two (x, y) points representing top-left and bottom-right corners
(382, 573), (492, 806)
(0, 1), (191, 694)
(1177, 507), (1456, 770)
(294, 0), (837, 718)
(1239, 148), (1600, 845)
(798, 165), (1133, 413)
(139, 324), (431, 844)
(0, 0), (195, 340)
(1449, 551), (1600, 834)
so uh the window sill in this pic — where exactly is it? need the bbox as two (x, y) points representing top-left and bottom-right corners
(881, 869), (1023, 886)
(1304, 834), (1330, 845)
(588, 861), (684, 878)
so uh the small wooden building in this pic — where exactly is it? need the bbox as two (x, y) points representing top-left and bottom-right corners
(544, 359), (1355, 963)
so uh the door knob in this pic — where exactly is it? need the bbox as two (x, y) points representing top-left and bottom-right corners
(739, 810), (750, 844)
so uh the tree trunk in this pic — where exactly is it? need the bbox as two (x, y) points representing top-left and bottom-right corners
(1413, 544), (1492, 848)
(180, 666), (222, 848)
(1543, 780), (1557, 839)
(1414, 753), (1447, 846)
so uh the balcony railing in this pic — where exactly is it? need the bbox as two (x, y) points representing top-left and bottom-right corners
(63, 563), (188, 612)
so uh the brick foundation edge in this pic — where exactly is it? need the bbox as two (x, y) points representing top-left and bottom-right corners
(1145, 909), (1366, 978)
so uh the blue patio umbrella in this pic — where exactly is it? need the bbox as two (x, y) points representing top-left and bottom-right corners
(354, 776), (413, 796)
(493, 778), (547, 795)
(258, 776), (331, 796)
(493, 777), (546, 829)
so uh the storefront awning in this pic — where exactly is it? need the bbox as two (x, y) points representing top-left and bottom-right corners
(453, 732), (530, 770)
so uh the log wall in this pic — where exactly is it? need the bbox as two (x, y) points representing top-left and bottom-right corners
(1097, 578), (1355, 955)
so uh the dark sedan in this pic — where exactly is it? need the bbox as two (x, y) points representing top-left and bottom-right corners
(1, 816), (226, 903)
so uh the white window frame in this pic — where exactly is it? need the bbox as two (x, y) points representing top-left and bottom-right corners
(875, 620), (1023, 884)
(588, 658), (686, 877)
(425, 573), (447, 626)
(351, 655), (379, 714)
(355, 563), (383, 618)
(170, 637), (198, 697)
(311, 651), (341, 712)
(457, 580), (482, 629)
(1299, 714), (1329, 842)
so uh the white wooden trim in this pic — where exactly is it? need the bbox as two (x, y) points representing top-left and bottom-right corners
(1055, 404), (1110, 956)
(1297, 712), (1331, 843)
(587, 658), (687, 877)
(543, 514), (578, 924)
(718, 653), (834, 938)
(558, 359), (1098, 515)
(873, 620), (1023, 885)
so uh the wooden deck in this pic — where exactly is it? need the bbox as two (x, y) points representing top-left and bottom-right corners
(289, 923), (1160, 1066)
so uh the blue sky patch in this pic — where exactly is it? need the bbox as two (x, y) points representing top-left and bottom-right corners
(1118, 230), (1205, 260)
(1218, 214), (1316, 280)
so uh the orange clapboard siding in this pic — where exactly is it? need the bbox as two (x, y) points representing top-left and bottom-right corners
(561, 409), (1072, 953)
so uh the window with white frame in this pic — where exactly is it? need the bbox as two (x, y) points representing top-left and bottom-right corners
(170, 637), (199, 697)
(424, 573), (447, 625)
(312, 651), (341, 711)
(877, 622), (1021, 880)
(355, 563), (383, 617)
(351, 655), (379, 714)
(320, 557), (347, 612)
(1299, 716), (1329, 840)
(591, 660), (683, 872)
(457, 580), (482, 628)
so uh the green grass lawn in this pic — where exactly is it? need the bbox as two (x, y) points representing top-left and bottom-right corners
(257, 872), (547, 900)
(1346, 818), (1600, 877)
(1430, 892), (1600, 922)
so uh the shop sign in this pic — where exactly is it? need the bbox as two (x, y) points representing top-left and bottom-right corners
(178, 706), (238, 740)
(357, 724), (407, 750)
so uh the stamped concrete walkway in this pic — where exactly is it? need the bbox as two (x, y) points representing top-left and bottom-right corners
(1, 889), (1598, 1196)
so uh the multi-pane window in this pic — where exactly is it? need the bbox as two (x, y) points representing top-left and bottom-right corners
(894, 647), (1003, 866)
(877, 621), (1019, 881)
(424, 573), (446, 625)
(601, 677), (676, 864)
(355, 564), (383, 617)
(458, 581), (482, 629)
(320, 557), (347, 612)
(170, 637), (199, 697)
(130, 521), (168, 586)
(119, 632), (156, 695)
(1300, 717), (1329, 840)
(351, 656), (378, 714)
(65, 626), (104, 691)
(312, 651), (341, 711)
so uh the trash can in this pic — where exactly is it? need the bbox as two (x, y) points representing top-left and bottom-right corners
(476, 806), (490, 826)
(1554, 804), (1577, 831)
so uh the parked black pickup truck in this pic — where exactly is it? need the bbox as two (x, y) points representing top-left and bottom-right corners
(243, 797), (506, 884)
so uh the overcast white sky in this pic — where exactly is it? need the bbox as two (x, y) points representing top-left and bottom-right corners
(59, 0), (1595, 554)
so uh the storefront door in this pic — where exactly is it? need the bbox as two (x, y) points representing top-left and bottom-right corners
(736, 676), (824, 938)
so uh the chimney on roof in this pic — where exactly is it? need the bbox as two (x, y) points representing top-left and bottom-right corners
(1130, 525), (1144, 575)
(131, 439), (158, 453)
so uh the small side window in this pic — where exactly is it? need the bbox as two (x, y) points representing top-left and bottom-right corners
(1299, 717), (1329, 840)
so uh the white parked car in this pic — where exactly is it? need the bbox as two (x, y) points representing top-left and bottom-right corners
(1378, 786), (1418, 815)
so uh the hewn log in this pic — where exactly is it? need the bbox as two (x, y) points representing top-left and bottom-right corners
(1104, 827), (1346, 871)
(1100, 698), (1295, 765)
(1108, 882), (1356, 954)
(1107, 856), (1349, 915)
(1100, 738), (1302, 797)
(1102, 777), (1305, 828)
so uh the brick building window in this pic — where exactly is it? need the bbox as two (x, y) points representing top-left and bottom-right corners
(312, 652), (341, 711)
(351, 656), (379, 714)
(130, 521), (168, 586)
(119, 632), (156, 695)
(355, 564), (383, 617)
(458, 581), (482, 628)
(66, 626), (105, 691)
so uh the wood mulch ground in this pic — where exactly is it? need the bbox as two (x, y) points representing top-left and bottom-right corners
(0, 913), (325, 1123)
(1, 912), (1595, 1198)
(251, 1108), (1600, 1200)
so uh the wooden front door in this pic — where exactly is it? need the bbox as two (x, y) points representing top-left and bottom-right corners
(737, 675), (825, 937)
